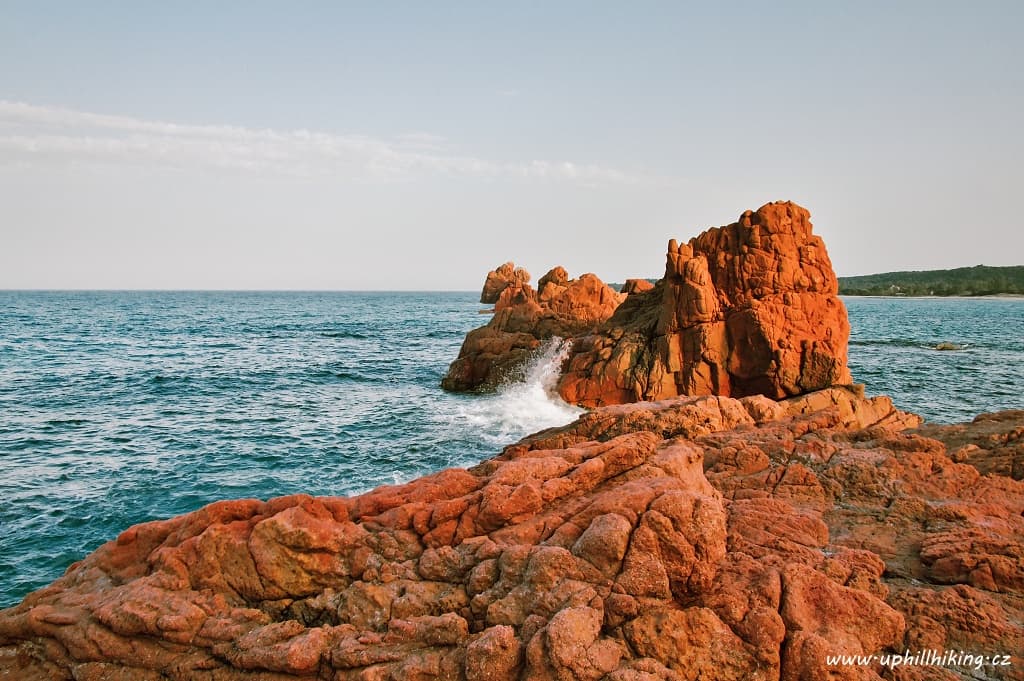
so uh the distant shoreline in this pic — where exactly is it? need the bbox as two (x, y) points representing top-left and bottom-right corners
(838, 264), (1023, 297)
(840, 293), (1024, 299)
(2, 289), (1023, 299)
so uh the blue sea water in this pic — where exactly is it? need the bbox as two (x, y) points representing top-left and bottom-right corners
(845, 296), (1023, 422)
(0, 291), (1021, 607)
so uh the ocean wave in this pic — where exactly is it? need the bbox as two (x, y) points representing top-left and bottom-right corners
(850, 338), (975, 351)
(434, 338), (582, 448)
(300, 365), (380, 384)
(849, 338), (936, 349)
(320, 331), (369, 339)
(43, 418), (89, 426)
(423, 330), (466, 339)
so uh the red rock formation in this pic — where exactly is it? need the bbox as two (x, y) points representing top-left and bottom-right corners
(443, 268), (624, 391)
(537, 266), (568, 291)
(448, 202), (853, 407)
(480, 262), (531, 304)
(621, 279), (654, 295)
(558, 201), (853, 407)
(915, 410), (1024, 480)
(3, 391), (1022, 680)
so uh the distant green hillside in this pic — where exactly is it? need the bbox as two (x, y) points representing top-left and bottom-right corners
(612, 266), (1024, 296)
(839, 265), (1024, 296)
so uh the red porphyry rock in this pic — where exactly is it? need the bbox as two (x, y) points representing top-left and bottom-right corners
(4, 388), (1021, 680)
(537, 266), (569, 291)
(447, 201), (854, 406)
(558, 201), (853, 406)
(480, 262), (531, 304)
(621, 278), (655, 295)
(443, 267), (625, 391)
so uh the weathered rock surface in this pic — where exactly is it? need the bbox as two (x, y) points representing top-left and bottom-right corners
(620, 279), (654, 295)
(559, 201), (852, 407)
(3, 389), (1022, 680)
(446, 202), (853, 407)
(481, 263), (531, 305)
(443, 268), (625, 391)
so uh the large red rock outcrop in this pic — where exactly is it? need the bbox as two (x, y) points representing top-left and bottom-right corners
(443, 268), (625, 391)
(558, 201), (852, 406)
(481, 262), (531, 305)
(446, 202), (853, 406)
(4, 392), (1022, 680)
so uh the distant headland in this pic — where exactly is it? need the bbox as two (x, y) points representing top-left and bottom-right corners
(837, 265), (1024, 296)
(611, 264), (1024, 297)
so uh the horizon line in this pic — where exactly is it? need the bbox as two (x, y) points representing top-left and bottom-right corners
(0, 288), (485, 293)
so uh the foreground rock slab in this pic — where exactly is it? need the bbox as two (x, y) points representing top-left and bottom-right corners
(3, 391), (1022, 680)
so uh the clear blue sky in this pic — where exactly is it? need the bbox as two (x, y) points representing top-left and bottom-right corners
(1, 1), (1021, 289)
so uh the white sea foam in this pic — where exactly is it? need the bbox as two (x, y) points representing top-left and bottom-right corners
(442, 338), (583, 449)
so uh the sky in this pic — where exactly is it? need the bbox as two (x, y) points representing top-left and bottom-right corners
(1, 1), (1021, 290)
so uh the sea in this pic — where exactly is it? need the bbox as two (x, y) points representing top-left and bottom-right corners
(0, 292), (1021, 607)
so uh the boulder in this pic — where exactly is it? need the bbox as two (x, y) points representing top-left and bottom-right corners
(480, 262), (530, 304)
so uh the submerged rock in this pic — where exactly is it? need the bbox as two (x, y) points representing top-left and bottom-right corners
(3, 389), (1022, 679)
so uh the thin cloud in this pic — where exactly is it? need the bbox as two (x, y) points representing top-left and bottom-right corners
(0, 101), (640, 185)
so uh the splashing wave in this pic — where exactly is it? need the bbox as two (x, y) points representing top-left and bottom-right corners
(433, 338), (583, 449)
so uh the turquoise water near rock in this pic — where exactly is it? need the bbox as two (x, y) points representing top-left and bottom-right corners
(845, 296), (1023, 422)
(1, 291), (1021, 607)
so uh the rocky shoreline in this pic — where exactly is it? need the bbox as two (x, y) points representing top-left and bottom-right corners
(1, 389), (1021, 680)
(2, 202), (1021, 680)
